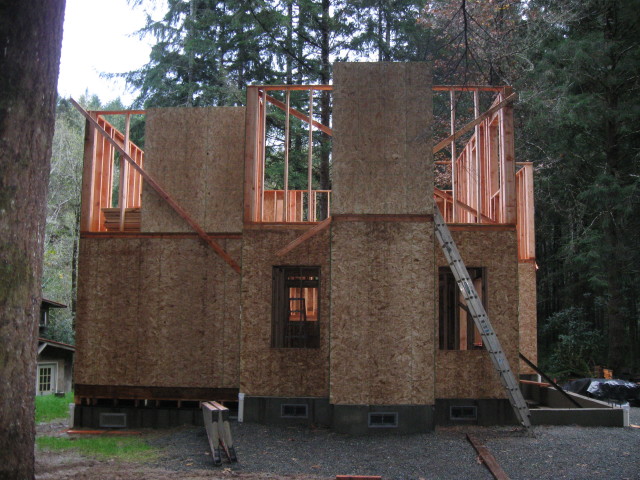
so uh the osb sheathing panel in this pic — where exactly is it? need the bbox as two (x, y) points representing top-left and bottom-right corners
(518, 262), (538, 374)
(435, 229), (519, 399)
(75, 237), (241, 388)
(330, 221), (435, 405)
(240, 229), (330, 398)
(141, 107), (245, 233)
(332, 62), (433, 215)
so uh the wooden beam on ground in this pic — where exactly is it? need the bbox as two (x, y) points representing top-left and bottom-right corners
(71, 98), (241, 274)
(434, 188), (497, 224)
(275, 217), (332, 257)
(433, 92), (518, 155)
(265, 94), (333, 136)
(466, 434), (510, 480)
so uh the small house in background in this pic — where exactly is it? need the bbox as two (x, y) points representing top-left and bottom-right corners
(37, 299), (74, 396)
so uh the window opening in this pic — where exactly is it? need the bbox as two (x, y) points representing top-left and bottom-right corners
(272, 266), (320, 348)
(439, 267), (485, 350)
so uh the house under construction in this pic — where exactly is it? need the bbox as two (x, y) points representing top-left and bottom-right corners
(73, 62), (538, 433)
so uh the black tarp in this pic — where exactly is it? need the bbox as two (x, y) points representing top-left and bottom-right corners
(563, 378), (640, 406)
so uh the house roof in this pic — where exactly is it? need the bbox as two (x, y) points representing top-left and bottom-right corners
(42, 298), (67, 309)
(38, 337), (75, 352)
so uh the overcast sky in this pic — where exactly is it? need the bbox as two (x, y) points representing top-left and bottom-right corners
(58, 0), (164, 105)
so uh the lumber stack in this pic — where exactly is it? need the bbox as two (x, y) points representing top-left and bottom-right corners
(102, 208), (141, 232)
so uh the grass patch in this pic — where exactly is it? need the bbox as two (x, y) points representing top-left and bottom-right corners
(36, 435), (158, 462)
(35, 392), (74, 423)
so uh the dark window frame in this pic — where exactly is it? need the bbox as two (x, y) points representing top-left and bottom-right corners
(438, 267), (486, 350)
(272, 266), (320, 349)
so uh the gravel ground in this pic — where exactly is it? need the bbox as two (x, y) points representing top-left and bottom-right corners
(36, 408), (640, 479)
(147, 408), (640, 480)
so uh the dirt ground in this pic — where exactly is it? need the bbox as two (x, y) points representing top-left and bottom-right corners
(35, 410), (640, 480)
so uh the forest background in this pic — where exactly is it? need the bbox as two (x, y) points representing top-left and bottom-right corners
(45, 0), (639, 378)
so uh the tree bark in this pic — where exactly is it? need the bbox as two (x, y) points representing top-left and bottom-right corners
(0, 1), (66, 478)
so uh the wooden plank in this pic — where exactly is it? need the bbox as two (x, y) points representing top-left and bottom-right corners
(71, 98), (242, 274)
(275, 216), (332, 257)
(433, 92), (518, 155)
(466, 434), (510, 480)
(265, 94), (333, 136)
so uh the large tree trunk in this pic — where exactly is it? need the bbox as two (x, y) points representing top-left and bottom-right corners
(0, 1), (66, 478)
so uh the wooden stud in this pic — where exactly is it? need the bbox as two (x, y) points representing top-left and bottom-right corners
(284, 90), (290, 222)
(307, 89), (314, 222)
(118, 113), (131, 232)
(450, 90), (457, 222)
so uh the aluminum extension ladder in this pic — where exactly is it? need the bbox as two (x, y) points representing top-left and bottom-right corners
(434, 206), (531, 428)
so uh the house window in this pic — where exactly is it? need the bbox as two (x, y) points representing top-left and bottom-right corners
(272, 266), (320, 348)
(439, 267), (485, 350)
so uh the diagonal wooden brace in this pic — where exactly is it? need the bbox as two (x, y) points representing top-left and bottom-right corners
(71, 98), (241, 274)
(276, 217), (332, 257)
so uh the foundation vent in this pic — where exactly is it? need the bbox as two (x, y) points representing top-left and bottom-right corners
(99, 412), (127, 428)
(281, 404), (308, 418)
(368, 412), (398, 428)
(450, 406), (477, 421)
